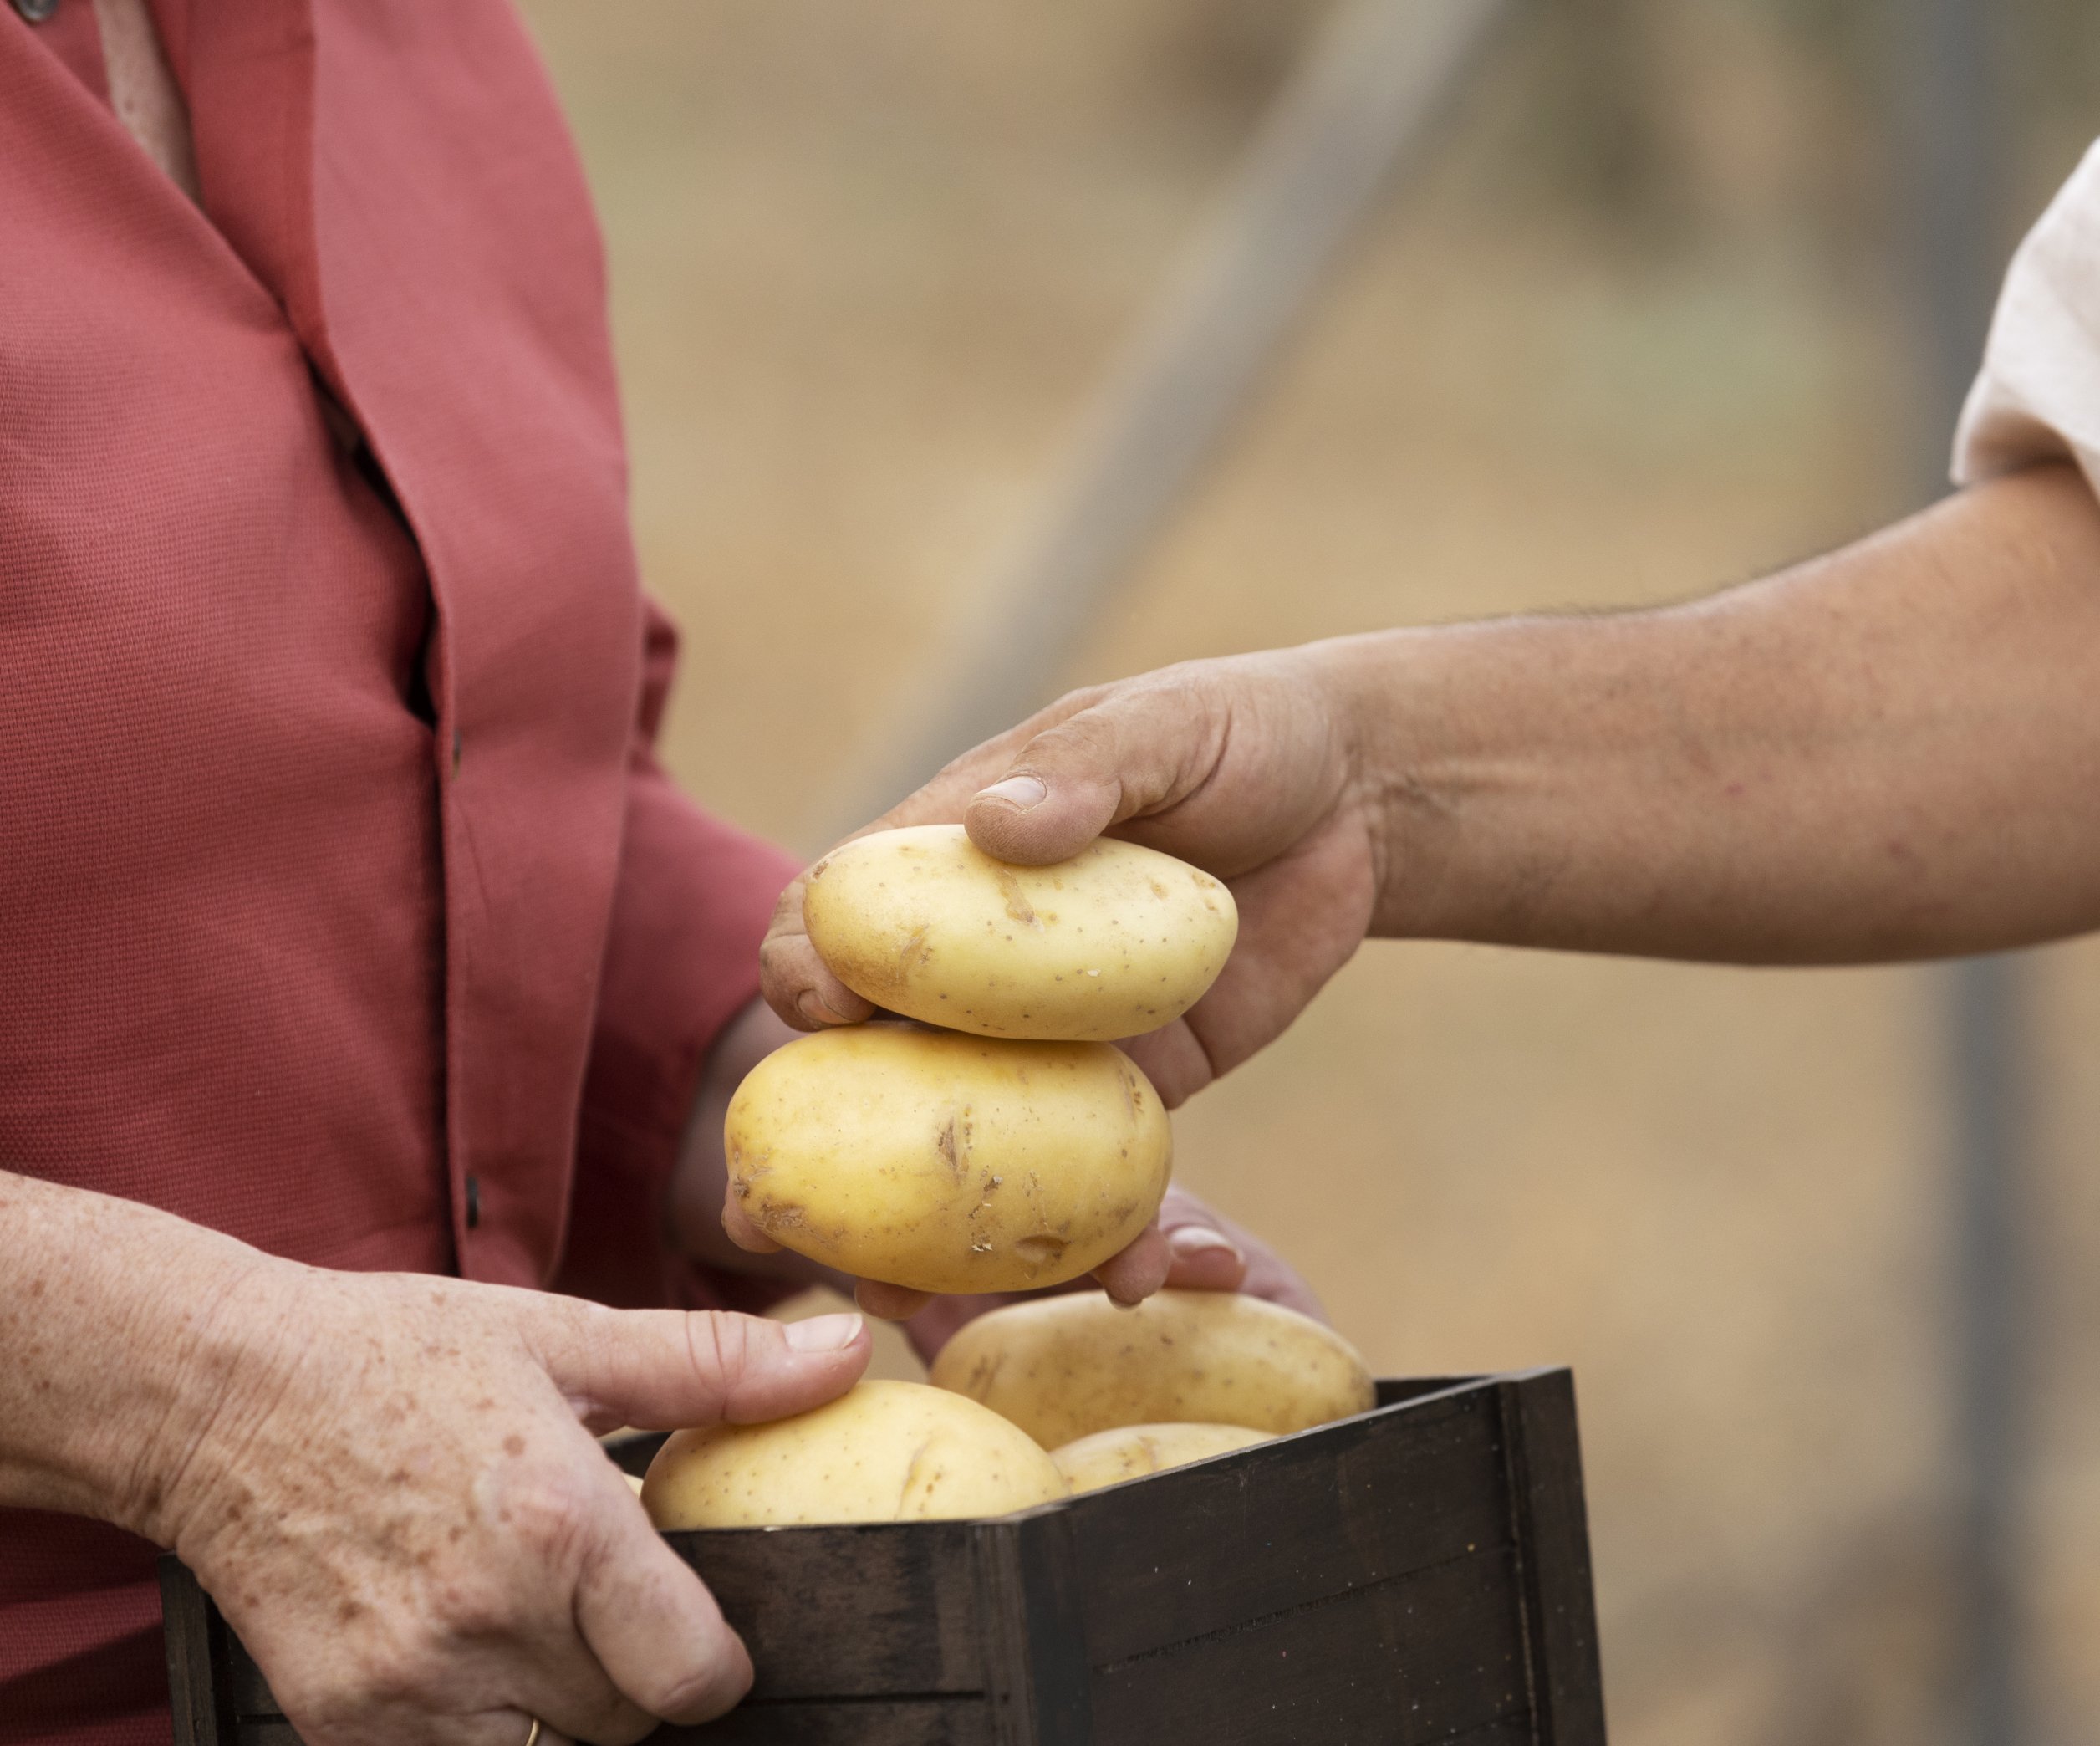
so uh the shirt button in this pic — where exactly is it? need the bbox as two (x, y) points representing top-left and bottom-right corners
(12, 0), (62, 22)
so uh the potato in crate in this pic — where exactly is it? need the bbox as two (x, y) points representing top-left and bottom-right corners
(162, 1364), (1604, 1745)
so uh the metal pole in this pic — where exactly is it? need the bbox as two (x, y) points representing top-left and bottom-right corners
(1897, 2), (2026, 1741)
(814, 0), (1512, 845)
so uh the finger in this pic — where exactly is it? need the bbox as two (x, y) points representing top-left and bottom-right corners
(898, 1292), (1002, 1363)
(758, 881), (874, 1032)
(1160, 1223), (1248, 1294)
(506, 1641), (653, 1746)
(1175, 819), (1375, 1085)
(855, 1278), (932, 1320)
(1156, 1185), (1328, 1320)
(1116, 1021), (1214, 1110)
(574, 1498), (756, 1728)
(965, 680), (1228, 867)
(531, 1302), (870, 1432)
(719, 1181), (782, 1254)
(1091, 1223), (1171, 1306)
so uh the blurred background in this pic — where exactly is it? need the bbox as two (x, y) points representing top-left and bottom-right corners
(516, 3), (2100, 1742)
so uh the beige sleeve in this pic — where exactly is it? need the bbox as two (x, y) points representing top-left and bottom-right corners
(1954, 140), (2100, 493)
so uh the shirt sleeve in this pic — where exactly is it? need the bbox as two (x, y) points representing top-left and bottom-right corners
(1955, 140), (2100, 492)
(551, 598), (805, 1315)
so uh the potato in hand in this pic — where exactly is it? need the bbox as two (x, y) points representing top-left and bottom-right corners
(804, 824), (1236, 1042)
(726, 1024), (1170, 1294)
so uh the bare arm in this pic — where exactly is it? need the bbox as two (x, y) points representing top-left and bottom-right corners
(764, 462), (2100, 1104)
(0, 1168), (869, 1744)
(1353, 461), (2100, 959)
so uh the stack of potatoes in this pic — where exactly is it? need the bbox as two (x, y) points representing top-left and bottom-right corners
(643, 825), (1375, 1529)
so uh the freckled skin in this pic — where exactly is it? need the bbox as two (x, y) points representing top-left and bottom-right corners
(0, 1171), (873, 1743)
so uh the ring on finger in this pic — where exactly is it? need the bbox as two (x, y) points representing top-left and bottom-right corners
(524, 1721), (543, 1746)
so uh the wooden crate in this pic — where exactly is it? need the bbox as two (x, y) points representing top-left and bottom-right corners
(161, 1368), (1604, 1745)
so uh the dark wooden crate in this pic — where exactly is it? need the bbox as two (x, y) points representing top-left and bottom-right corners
(161, 1368), (1604, 1745)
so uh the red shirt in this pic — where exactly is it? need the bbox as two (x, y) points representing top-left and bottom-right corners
(0, 4), (796, 1738)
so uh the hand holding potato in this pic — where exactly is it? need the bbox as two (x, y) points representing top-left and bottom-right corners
(761, 649), (1377, 1110)
(164, 1264), (869, 1745)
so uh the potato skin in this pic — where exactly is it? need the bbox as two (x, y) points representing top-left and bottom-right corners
(1051, 1422), (1272, 1494)
(726, 1026), (1171, 1294)
(640, 1381), (1067, 1528)
(803, 824), (1237, 1041)
(929, 1288), (1377, 1448)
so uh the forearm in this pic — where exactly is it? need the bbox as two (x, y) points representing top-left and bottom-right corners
(1336, 462), (2100, 962)
(0, 1170), (282, 1538)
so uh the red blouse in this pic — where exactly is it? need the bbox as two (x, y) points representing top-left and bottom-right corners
(0, 3), (796, 1738)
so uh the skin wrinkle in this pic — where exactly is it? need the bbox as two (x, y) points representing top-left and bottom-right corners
(4, 1165), (873, 1740)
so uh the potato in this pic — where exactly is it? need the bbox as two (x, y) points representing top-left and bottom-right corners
(640, 1381), (1067, 1528)
(803, 824), (1236, 1041)
(929, 1288), (1376, 1449)
(726, 1025), (1170, 1293)
(1051, 1422), (1273, 1493)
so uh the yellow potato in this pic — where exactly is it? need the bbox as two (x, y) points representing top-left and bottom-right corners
(726, 1025), (1170, 1294)
(803, 824), (1237, 1041)
(930, 1289), (1377, 1449)
(1052, 1422), (1274, 1493)
(640, 1381), (1067, 1528)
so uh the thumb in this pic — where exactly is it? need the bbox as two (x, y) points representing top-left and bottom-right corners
(529, 1301), (870, 1434)
(963, 679), (1226, 866)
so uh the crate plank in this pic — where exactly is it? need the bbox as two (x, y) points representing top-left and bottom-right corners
(1090, 1547), (1529, 1746)
(981, 1509), (1093, 1744)
(1070, 1388), (1511, 1666)
(166, 1373), (1605, 1746)
(656, 1696), (998, 1743)
(160, 1557), (227, 1746)
(1496, 1372), (1606, 1746)
(664, 1520), (988, 1699)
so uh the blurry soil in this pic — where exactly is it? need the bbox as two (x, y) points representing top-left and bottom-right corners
(520, 4), (2100, 1741)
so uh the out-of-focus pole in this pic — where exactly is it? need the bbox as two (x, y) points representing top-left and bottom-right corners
(1895, 3), (2026, 1743)
(816, 0), (1511, 846)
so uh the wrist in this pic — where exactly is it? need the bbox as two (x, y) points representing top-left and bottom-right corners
(1298, 627), (1470, 939)
(0, 1172), (299, 1544)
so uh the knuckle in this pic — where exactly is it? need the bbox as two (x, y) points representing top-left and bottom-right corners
(272, 1632), (441, 1727)
(683, 1310), (743, 1402)
(494, 1470), (602, 1575)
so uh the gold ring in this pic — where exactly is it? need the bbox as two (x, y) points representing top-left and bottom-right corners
(524, 1722), (543, 1746)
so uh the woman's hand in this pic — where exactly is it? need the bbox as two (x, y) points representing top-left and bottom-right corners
(717, 1167), (1319, 1326)
(161, 1265), (869, 1745)
(886, 1183), (1329, 1361)
(759, 646), (1383, 1110)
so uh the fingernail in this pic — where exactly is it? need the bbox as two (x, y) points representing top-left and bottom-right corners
(1169, 1227), (1243, 1263)
(783, 1312), (864, 1352)
(976, 774), (1047, 811)
(795, 990), (834, 1026)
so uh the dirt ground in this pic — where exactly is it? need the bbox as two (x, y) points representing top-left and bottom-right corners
(517, 4), (2100, 1740)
